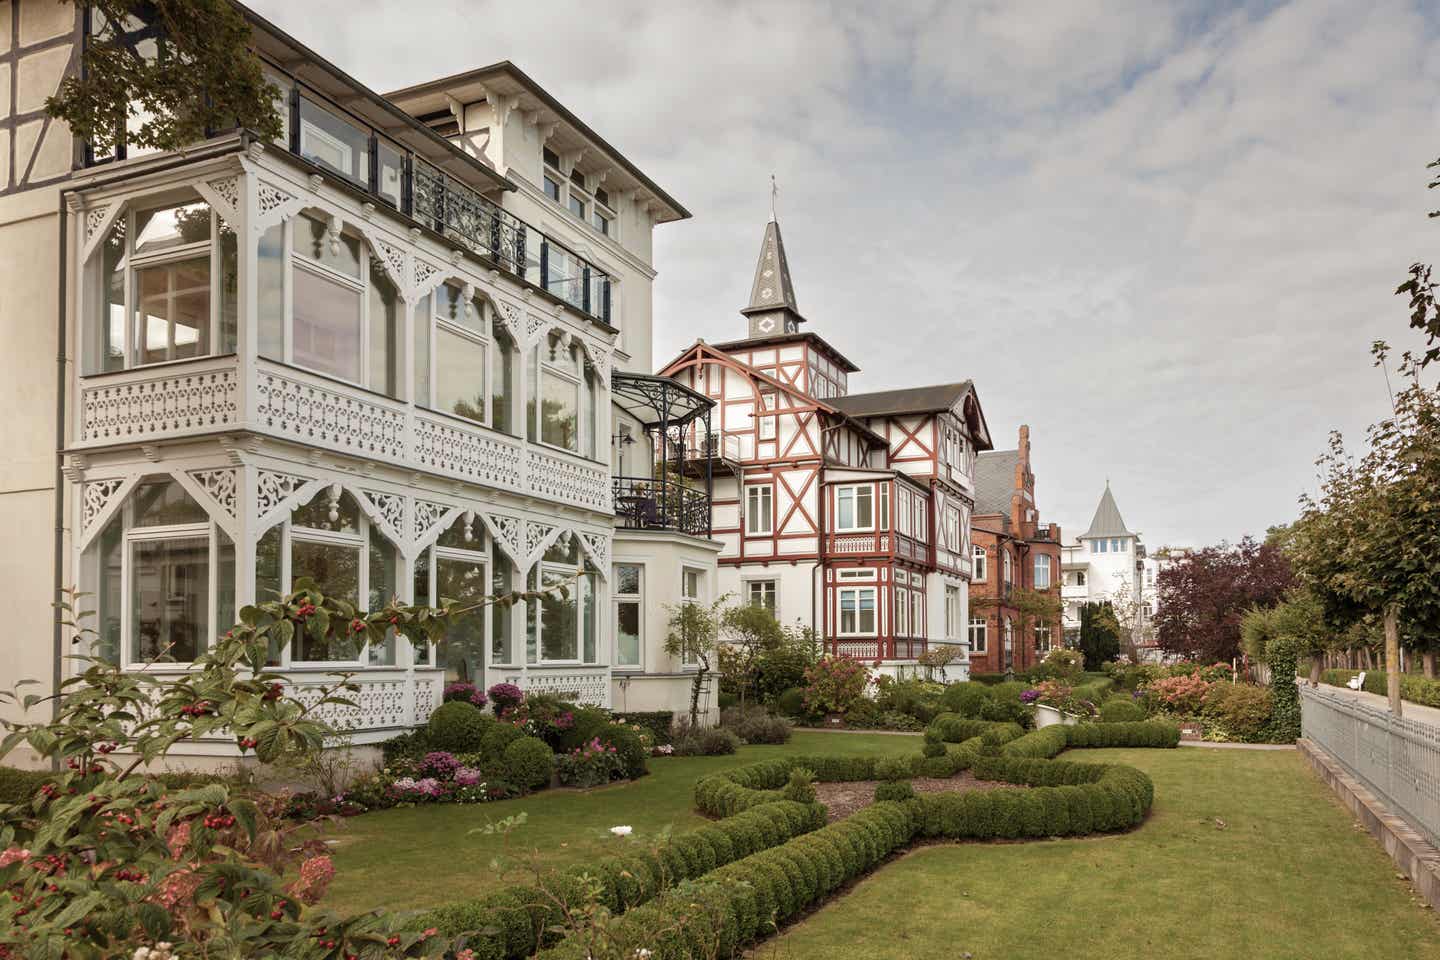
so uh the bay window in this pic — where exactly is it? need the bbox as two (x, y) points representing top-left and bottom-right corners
(527, 537), (600, 665)
(86, 198), (237, 374)
(836, 485), (874, 532)
(838, 586), (877, 636)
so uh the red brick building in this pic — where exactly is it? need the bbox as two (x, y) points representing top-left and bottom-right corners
(967, 425), (1063, 675)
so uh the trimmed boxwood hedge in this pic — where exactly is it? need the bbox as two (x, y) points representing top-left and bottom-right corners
(410, 799), (826, 956)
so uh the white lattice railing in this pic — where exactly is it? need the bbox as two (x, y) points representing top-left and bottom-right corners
(1301, 684), (1440, 847)
(833, 640), (882, 660)
(79, 356), (240, 443)
(501, 667), (611, 708)
(286, 670), (443, 736)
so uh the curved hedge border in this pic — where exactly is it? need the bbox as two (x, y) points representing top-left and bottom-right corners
(409, 799), (825, 956)
(536, 718), (1179, 959)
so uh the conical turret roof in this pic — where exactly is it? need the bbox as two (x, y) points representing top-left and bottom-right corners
(742, 218), (801, 319)
(1082, 483), (1133, 539)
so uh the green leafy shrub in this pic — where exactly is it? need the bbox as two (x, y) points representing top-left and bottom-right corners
(612, 711), (675, 744)
(427, 699), (493, 752)
(482, 721), (524, 762)
(673, 722), (741, 757)
(921, 729), (946, 758)
(555, 705), (612, 752)
(722, 706), (794, 744)
(380, 728), (433, 764)
(874, 780), (915, 802)
(802, 656), (871, 714)
(0, 766), (50, 806)
(502, 735), (554, 791)
(940, 681), (991, 717)
(1034, 648), (1084, 682)
(775, 686), (807, 717)
(1203, 682), (1274, 741)
(783, 767), (817, 804)
(1099, 697), (1147, 723)
(598, 722), (648, 779)
(1065, 721), (1181, 748)
(873, 756), (915, 782)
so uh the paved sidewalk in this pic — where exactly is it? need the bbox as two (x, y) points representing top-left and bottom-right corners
(1307, 681), (1440, 728)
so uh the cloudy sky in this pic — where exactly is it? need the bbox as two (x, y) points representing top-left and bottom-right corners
(252, 0), (1440, 548)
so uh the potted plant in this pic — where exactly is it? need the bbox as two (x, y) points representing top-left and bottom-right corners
(1024, 680), (1096, 727)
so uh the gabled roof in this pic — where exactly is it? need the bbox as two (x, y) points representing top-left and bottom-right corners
(1081, 483), (1133, 539)
(709, 331), (860, 373)
(973, 449), (1019, 517)
(832, 382), (972, 419)
(742, 219), (801, 317)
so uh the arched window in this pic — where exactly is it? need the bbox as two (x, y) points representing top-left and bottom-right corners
(412, 513), (516, 682)
(85, 478), (234, 666)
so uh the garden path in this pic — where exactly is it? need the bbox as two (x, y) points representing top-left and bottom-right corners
(1315, 682), (1440, 728)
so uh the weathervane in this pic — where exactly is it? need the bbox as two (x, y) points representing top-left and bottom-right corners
(770, 174), (778, 222)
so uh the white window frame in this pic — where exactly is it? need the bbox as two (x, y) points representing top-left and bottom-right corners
(528, 558), (599, 666)
(1035, 624), (1052, 653)
(835, 484), (875, 533)
(835, 568), (876, 582)
(1034, 555), (1051, 590)
(613, 562), (643, 669)
(283, 504), (372, 668)
(427, 282), (491, 426)
(837, 586), (878, 637)
(533, 336), (588, 456)
(679, 565), (705, 665)
(968, 617), (988, 655)
(1003, 549), (1013, 585)
(745, 578), (777, 612)
(113, 497), (228, 670)
(287, 213), (371, 387)
(745, 484), (774, 535)
(895, 586), (909, 637)
(878, 483), (890, 530)
(944, 585), (961, 640)
(972, 545), (987, 582)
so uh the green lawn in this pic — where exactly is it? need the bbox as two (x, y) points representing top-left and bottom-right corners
(763, 747), (1440, 960)
(324, 731), (919, 913)
(325, 735), (1440, 959)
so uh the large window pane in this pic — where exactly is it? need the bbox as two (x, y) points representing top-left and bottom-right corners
(412, 548), (431, 665)
(299, 98), (371, 188)
(100, 221), (126, 373)
(377, 140), (403, 208)
(491, 542), (513, 664)
(583, 573), (596, 663)
(492, 328), (517, 435)
(540, 567), (578, 660)
(436, 557), (487, 682)
(96, 515), (123, 663)
(218, 221), (238, 353)
(436, 328), (486, 423)
(290, 539), (360, 660)
(367, 528), (397, 665)
(541, 369), (579, 451)
(369, 263), (401, 397)
(257, 222), (285, 360)
(616, 601), (640, 666)
(135, 258), (210, 365)
(130, 536), (209, 663)
(132, 478), (208, 527)
(255, 526), (282, 601)
(293, 267), (362, 381)
(216, 530), (235, 640)
(415, 300), (431, 406)
(134, 202), (211, 254)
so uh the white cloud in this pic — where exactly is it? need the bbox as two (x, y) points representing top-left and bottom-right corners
(248, 0), (1440, 547)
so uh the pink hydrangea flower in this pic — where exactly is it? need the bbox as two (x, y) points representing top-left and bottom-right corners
(287, 854), (335, 905)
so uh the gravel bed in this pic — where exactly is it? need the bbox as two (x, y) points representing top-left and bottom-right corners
(813, 771), (1018, 822)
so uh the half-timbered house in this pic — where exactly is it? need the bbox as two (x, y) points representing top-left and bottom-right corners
(659, 216), (993, 675)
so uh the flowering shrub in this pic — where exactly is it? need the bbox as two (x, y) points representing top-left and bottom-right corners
(1025, 680), (1099, 718)
(1144, 672), (1216, 714)
(554, 738), (625, 788)
(442, 681), (488, 710)
(499, 694), (576, 743)
(651, 743), (675, 757)
(419, 751), (460, 779)
(802, 656), (871, 715)
(487, 682), (525, 714)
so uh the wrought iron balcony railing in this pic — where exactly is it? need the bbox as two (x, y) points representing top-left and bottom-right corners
(613, 476), (710, 537)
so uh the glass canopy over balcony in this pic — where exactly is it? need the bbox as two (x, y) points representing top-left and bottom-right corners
(610, 373), (714, 538)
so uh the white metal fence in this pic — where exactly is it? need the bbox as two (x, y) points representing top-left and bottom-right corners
(1300, 683), (1440, 847)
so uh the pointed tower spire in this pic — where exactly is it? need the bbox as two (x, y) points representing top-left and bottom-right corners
(741, 214), (804, 338)
(1082, 482), (1133, 540)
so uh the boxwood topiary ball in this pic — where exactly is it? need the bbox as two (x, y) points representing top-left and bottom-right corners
(426, 700), (491, 752)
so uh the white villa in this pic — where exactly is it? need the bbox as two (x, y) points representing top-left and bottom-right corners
(1059, 483), (1157, 651)
(0, 0), (721, 757)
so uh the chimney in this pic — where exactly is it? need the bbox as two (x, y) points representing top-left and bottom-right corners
(1012, 425), (1031, 536)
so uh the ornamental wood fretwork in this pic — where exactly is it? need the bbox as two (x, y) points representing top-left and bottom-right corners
(360, 490), (406, 542)
(255, 470), (311, 519)
(81, 479), (125, 533)
(189, 469), (238, 519)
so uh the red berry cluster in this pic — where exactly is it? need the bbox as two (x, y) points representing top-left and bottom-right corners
(96, 742), (116, 754)
(350, 618), (366, 634)
(202, 812), (237, 830)
(112, 868), (147, 882)
(238, 737), (259, 750)
(295, 602), (318, 619)
(179, 700), (214, 717)
(262, 682), (284, 701)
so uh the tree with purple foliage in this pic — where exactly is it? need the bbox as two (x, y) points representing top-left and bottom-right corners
(1154, 537), (1294, 662)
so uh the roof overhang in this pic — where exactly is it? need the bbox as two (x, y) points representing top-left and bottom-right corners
(385, 62), (690, 223)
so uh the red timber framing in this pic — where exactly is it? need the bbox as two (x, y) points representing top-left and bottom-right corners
(656, 340), (989, 664)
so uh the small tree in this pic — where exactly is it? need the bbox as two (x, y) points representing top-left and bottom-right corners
(717, 602), (785, 712)
(663, 599), (724, 727)
(1078, 601), (1121, 669)
(47, 1), (284, 155)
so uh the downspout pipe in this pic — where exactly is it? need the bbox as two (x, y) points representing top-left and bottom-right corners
(52, 186), (72, 749)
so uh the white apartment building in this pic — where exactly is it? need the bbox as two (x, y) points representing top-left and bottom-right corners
(1059, 483), (1156, 651)
(0, 1), (719, 757)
